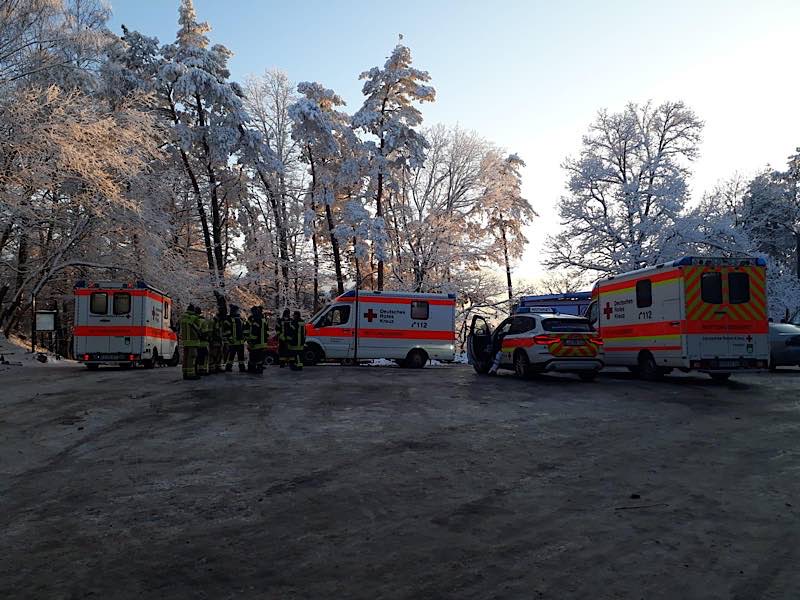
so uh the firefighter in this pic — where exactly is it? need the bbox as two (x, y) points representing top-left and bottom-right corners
(196, 306), (210, 376)
(286, 310), (307, 371)
(277, 308), (291, 368)
(247, 306), (269, 374)
(179, 304), (203, 380)
(224, 304), (247, 372)
(208, 306), (226, 374)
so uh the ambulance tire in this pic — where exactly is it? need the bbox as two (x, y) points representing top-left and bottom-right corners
(637, 352), (662, 381)
(166, 348), (180, 367)
(263, 352), (278, 366)
(143, 349), (158, 369)
(303, 344), (322, 366)
(513, 350), (532, 378)
(86, 363), (99, 371)
(405, 349), (428, 369)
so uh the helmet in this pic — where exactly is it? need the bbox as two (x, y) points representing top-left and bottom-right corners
(293, 310), (301, 320)
(186, 303), (196, 314)
(282, 308), (291, 319)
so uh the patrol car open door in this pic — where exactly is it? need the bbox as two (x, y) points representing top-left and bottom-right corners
(467, 315), (493, 374)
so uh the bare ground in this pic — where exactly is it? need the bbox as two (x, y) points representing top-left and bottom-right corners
(1, 362), (799, 599)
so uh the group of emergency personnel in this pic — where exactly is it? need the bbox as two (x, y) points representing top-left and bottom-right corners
(179, 303), (307, 381)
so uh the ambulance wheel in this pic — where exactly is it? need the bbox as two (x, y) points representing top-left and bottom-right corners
(86, 363), (99, 371)
(263, 352), (278, 366)
(637, 352), (662, 381)
(303, 344), (322, 366)
(513, 350), (532, 378)
(166, 348), (180, 367)
(405, 349), (428, 369)
(143, 349), (158, 369)
(710, 372), (731, 382)
(473, 362), (491, 375)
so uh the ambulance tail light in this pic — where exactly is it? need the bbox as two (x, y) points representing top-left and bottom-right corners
(128, 354), (136, 361)
(83, 354), (90, 361)
(589, 337), (604, 346)
(533, 335), (558, 345)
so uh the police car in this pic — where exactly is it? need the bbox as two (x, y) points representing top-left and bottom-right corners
(467, 308), (604, 380)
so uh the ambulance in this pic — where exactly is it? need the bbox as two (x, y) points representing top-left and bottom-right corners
(304, 290), (456, 367)
(73, 280), (179, 370)
(585, 257), (769, 381)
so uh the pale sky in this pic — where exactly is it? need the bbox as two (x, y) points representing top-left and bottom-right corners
(110, 0), (800, 282)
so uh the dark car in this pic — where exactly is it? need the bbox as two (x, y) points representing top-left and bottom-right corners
(768, 322), (800, 370)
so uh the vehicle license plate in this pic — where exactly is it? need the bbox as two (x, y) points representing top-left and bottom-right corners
(565, 339), (585, 346)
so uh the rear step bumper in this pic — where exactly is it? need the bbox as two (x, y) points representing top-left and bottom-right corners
(541, 359), (604, 372)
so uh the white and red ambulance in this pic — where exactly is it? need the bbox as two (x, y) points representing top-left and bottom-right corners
(304, 290), (456, 367)
(73, 280), (179, 370)
(586, 257), (769, 381)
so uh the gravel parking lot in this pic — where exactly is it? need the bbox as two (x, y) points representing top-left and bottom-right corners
(1, 363), (799, 599)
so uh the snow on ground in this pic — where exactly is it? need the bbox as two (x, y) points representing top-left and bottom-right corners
(0, 334), (76, 368)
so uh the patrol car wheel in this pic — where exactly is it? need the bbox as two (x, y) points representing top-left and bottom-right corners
(405, 349), (428, 369)
(513, 350), (532, 378)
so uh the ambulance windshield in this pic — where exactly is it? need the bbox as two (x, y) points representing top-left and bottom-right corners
(542, 318), (593, 333)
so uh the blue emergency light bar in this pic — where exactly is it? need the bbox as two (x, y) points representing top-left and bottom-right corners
(672, 256), (767, 267)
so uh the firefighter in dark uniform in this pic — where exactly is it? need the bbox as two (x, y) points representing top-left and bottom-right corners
(179, 304), (203, 380)
(209, 306), (226, 374)
(247, 306), (268, 374)
(224, 304), (247, 372)
(286, 310), (306, 371)
(277, 308), (291, 368)
(195, 305), (210, 376)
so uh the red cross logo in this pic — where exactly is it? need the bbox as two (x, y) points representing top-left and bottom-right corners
(746, 335), (752, 343)
(603, 302), (613, 320)
(364, 309), (377, 322)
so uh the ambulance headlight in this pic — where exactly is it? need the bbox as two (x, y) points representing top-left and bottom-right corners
(449, 344), (454, 351)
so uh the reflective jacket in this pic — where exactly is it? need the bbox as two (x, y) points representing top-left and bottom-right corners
(285, 319), (306, 351)
(225, 315), (247, 345)
(179, 313), (204, 348)
(247, 316), (269, 350)
(209, 316), (224, 344)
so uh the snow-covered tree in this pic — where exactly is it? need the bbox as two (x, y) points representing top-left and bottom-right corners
(547, 101), (703, 276)
(353, 39), (435, 289)
(480, 152), (536, 302)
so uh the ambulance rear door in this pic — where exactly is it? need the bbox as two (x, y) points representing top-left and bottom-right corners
(82, 290), (112, 355)
(723, 265), (768, 360)
(685, 267), (731, 359)
(107, 290), (136, 356)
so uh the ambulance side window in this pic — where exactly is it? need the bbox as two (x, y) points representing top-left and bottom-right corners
(728, 272), (750, 304)
(319, 306), (350, 327)
(701, 272), (723, 304)
(411, 301), (429, 320)
(113, 293), (131, 315)
(636, 279), (652, 308)
(163, 302), (170, 322)
(90, 293), (108, 315)
(586, 301), (598, 327)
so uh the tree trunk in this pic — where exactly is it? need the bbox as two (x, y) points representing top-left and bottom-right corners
(500, 217), (513, 304)
(325, 203), (345, 295)
(0, 232), (28, 333)
(375, 172), (385, 290)
(796, 231), (800, 280)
